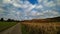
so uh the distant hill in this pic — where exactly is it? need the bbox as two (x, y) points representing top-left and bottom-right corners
(21, 16), (60, 22)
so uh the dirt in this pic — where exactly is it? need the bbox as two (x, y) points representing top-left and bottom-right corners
(0, 23), (22, 34)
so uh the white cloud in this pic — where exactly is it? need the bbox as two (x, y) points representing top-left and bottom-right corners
(43, 10), (59, 17)
(36, 12), (44, 15)
(16, 11), (20, 15)
(30, 9), (59, 18)
(30, 10), (44, 16)
(43, 0), (56, 7)
(3, 0), (12, 4)
(56, 0), (60, 6)
(30, 10), (37, 16)
(43, 10), (59, 15)
(12, 0), (36, 11)
(23, 4), (36, 15)
(35, 5), (43, 9)
(7, 14), (19, 20)
(6, 11), (22, 20)
(27, 5), (36, 11)
(28, 17), (33, 20)
(38, 0), (42, 3)
(13, 3), (22, 8)
(0, 8), (4, 11)
(0, 8), (5, 14)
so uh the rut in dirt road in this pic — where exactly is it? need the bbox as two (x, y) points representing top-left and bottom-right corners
(0, 23), (22, 34)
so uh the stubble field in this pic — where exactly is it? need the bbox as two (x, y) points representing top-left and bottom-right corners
(21, 22), (60, 34)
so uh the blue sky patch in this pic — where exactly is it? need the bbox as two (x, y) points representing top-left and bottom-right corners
(28, 0), (38, 5)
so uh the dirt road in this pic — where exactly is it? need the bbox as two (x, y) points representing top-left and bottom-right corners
(0, 23), (22, 34)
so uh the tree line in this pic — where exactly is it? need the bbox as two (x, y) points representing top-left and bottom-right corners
(0, 18), (20, 22)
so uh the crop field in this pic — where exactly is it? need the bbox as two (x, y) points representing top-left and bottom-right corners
(21, 22), (60, 34)
(0, 21), (17, 32)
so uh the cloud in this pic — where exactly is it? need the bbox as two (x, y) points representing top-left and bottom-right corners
(3, 0), (12, 4)
(42, 10), (60, 18)
(35, 5), (43, 9)
(43, 0), (56, 7)
(13, 3), (22, 8)
(43, 10), (59, 15)
(29, 9), (59, 19)
(1, 0), (60, 20)
(56, 0), (60, 6)
(0, 8), (4, 12)
(38, 0), (42, 3)
(29, 10), (44, 16)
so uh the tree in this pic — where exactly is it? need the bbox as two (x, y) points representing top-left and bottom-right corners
(0, 18), (4, 21)
(7, 19), (11, 22)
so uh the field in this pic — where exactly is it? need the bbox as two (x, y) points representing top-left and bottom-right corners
(0, 21), (60, 34)
(21, 22), (60, 34)
(0, 21), (17, 32)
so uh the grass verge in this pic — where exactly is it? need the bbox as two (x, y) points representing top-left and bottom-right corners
(0, 21), (17, 32)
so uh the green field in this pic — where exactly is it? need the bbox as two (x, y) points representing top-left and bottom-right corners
(0, 21), (17, 32)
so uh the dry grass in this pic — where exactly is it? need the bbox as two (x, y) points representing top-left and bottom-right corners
(21, 22), (60, 34)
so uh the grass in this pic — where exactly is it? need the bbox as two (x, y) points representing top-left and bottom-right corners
(21, 22), (60, 34)
(21, 24), (28, 34)
(0, 21), (17, 32)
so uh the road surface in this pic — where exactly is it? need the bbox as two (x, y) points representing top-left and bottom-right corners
(0, 23), (22, 34)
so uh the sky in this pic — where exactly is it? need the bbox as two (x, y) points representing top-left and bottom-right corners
(0, 0), (60, 20)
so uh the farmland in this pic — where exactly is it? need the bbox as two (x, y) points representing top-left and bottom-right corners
(0, 21), (17, 32)
(21, 22), (60, 34)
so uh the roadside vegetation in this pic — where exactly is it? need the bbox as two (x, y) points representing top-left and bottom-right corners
(0, 21), (17, 32)
(0, 18), (19, 32)
(21, 22), (60, 34)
